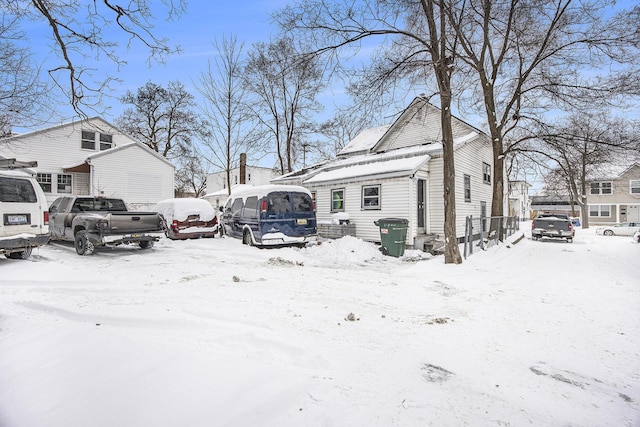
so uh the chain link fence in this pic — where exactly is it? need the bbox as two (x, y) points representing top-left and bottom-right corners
(463, 215), (520, 259)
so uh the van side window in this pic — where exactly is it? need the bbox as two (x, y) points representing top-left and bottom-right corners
(268, 193), (291, 214)
(231, 198), (244, 217)
(292, 193), (313, 212)
(243, 196), (258, 219)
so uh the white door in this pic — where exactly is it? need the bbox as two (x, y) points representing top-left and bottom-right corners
(627, 205), (640, 222)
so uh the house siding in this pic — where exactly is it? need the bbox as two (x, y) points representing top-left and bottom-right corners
(90, 145), (174, 208)
(310, 178), (413, 244)
(587, 164), (640, 224)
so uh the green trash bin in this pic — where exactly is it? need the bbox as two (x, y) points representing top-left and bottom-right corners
(374, 218), (409, 257)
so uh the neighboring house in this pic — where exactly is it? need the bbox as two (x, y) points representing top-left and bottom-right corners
(0, 117), (175, 209)
(206, 166), (276, 195)
(508, 180), (531, 220)
(272, 97), (495, 249)
(530, 194), (578, 218)
(587, 162), (640, 225)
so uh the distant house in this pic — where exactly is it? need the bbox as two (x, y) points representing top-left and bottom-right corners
(204, 165), (277, 209)
(0, 117), (175, 209)
(507, 180), (532, 220)
(587, 162), (640, 225)
(530, 194), (577, 218)
(272, 97), (495, 249)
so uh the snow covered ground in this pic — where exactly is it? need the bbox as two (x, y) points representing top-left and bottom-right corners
(0, 224), (638, 426)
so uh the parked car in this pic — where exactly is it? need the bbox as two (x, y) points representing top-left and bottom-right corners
(154, 198), (218, 240)
(531, 214), (574, 242)
(220, 184), (317, 248)
(0, 162), (50, 259)
(48, 196), (164, 255)
(595, 222), (640, 237)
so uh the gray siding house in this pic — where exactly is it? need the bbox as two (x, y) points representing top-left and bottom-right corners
(273, 97), (494, 249)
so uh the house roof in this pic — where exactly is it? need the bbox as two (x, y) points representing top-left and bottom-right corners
(63, 142), (175, 170)
(1, 116), (122, 143)
(338, 125), (391, 156)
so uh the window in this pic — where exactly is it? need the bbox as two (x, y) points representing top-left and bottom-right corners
(362, 185), (380, 210)
(464, 175), (471, 202)
(291, 193), (313, 212)
(243, 196), (258, 219)
(267, 193), (291, 214)
(57, 174), (72, 194)
(36, 173), (52, 193)
(231, 198), (244, 217)
(331, 189), (345, 212)
(0, 177), (37, 203)
(81, 130), (95, 149)
(590, 182), (612, 195)
(482, 162), (491, 184)
(630, 180), (640, 194)
(99, 133), (113, 150)
(589, 205), (610, 217)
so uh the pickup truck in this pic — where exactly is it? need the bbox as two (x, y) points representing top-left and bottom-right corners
(48, 196), (164, 255)
(531, 214), (575, 243)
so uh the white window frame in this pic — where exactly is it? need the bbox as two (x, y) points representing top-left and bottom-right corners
(331, 188), (345, 212)
(482, 162), (491, 184)
(590, 181), (612, 195)
(99, 133), (113, 150)
(589, 204), (611, 217)
(361, 184), (381, 210)
(630, 180), (640, 194)
(57, 174), (73, 194)
(37, 173), (52, 193)
(464, 174), (471, 202)
(81, 130), (96, 150)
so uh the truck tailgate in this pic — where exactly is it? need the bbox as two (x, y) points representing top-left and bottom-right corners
(108, 212), (162, 233)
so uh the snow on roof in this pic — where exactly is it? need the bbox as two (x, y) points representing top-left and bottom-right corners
(305, 154), (430, 184)
(225, 184), (312, 200)
(153, 198), (216, 222)
(338, 125), (391, 156)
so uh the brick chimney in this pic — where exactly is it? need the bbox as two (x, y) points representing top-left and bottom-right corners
(239, 153), (246, 184)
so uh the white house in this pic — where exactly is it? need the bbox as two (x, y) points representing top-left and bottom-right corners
(508, 180), (532, 220)
(273, 97), (494, 249)
(0, 117), (175, 209)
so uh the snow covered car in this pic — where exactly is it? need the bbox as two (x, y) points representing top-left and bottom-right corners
(154, 198), (219, 240)
(595, 222), (640, 237)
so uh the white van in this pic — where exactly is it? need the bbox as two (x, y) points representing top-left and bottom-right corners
(0, 163), (50, 259)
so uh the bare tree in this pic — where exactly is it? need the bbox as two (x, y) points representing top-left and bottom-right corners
(243, 37), (325, 174)
(277, 0), (464, 263)
(0, 13), (52, 133)
(175, 152), (207, 198)
(2, 0), (185, 117)
(195, 35), (265, 195)
(446, 0), (640, 225)
(116, 81), (207, 160)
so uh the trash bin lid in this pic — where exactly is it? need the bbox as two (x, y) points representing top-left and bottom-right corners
(377, 217), (408, 224)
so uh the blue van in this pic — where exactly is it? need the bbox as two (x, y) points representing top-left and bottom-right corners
(220, 185), (317, 247)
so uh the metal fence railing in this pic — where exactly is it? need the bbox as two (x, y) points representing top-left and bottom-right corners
(463, 215), (519, 259)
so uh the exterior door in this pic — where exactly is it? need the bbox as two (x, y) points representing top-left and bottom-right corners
(417, 179), (426, 233)
(628, 205), (640, 222)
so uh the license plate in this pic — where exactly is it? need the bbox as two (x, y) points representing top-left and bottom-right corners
(131, 234), (141, 238)
(296, 218), (307, 225)
(7, 214), (28, 225)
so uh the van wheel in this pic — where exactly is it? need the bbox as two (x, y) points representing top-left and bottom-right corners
(6, 247), (32, 260)
(139, 241), (154, 249)
(243, 230), (253, 246)
(75, 231), (95, 256)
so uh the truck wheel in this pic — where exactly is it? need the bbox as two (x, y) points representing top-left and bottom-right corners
(75, 231), (95, 256)
(603, 230), (613, 236)
(139, 241), (154, 249)
(242, 230), (253, 246)
(5, 247), (32, 260)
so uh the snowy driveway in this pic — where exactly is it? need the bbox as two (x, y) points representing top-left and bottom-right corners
(0, 227), (639, 426)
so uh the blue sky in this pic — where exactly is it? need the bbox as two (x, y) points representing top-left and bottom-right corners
(25, 1), (289, 125)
